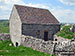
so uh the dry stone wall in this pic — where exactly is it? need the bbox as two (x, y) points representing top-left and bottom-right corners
(55, 41), (75, 56)
(21, 35), (53, 54)
(0, 33), (10, 40)
(0, 33), (75, 56)
(21, 35), (75, 56)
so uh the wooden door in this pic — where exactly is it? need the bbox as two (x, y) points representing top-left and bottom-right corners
(44, 30), (48, 41)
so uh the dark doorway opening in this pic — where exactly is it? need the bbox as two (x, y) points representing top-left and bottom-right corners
(16, 42), (18, 47)
(44, 30), (48, 41)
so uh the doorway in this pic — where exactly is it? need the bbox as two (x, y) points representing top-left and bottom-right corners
(16, 42), (18, 47)
(44, 30), (48, 41)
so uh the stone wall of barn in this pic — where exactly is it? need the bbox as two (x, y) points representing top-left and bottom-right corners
(9, 6), (22, 47)
(22, 23), (60, 40)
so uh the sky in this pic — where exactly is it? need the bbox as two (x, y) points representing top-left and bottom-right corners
(0, 0), (75, 23)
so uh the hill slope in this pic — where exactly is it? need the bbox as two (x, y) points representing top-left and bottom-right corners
(0, 40), (56, 56)
(0, 20), (9, 33)
(56, 25), (74, 39)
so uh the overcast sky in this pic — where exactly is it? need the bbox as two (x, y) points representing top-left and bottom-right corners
(0, 0), (75, 23)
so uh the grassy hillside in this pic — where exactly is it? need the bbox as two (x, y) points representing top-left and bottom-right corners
(0, 40), (56, 56)
(0, 20), (9, 33)
(56, 25), (74, 39)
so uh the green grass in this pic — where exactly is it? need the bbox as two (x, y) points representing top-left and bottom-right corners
(0, 40), (56, 56)
(56, 25), (74, 39)
(0, 20), (9, 33)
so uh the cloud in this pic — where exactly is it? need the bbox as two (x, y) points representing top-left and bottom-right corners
(0, 15), (9, 20)
(25, 3), (49, 9)
(59, 0), (75, 5)
(0, 0), (25, 11)
(0, 0), (26, 19)
(0, 5), (10, 11)
(51, 8), (75, 23)
(0, 0), (25, 5)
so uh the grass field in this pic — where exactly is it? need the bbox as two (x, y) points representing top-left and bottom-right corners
(0, 20), (9, 33)
(0, 40), (56, 56)
(56, 25), (74, 39)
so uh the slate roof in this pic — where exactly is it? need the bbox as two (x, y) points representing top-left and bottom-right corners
(14, 5), (60, 24)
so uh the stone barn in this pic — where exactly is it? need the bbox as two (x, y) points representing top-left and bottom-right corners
(9, 5), (61, 47)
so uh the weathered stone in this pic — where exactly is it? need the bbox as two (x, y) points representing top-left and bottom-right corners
(21, 36), (53, 54)
(0, 33), (10, 41)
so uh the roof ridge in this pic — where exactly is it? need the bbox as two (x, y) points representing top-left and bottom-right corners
(14, 4), (48, 10)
